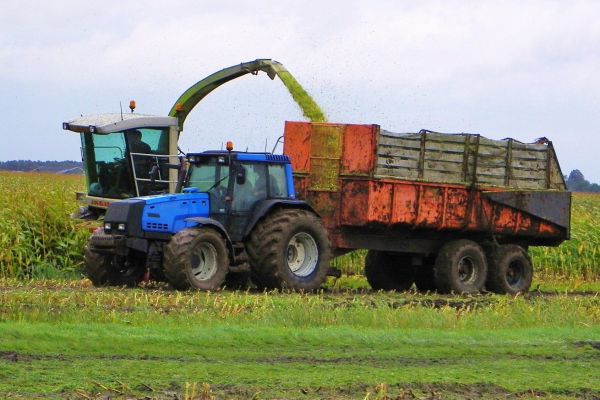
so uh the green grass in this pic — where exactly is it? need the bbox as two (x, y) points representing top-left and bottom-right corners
(1, 323), (599, 398)
(1, 281), (599, 398)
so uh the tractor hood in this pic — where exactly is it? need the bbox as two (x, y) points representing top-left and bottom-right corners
(63, 113), (178, 134)
(104, 192), (210, 238)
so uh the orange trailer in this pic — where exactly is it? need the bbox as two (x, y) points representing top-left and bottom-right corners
(283, 122), (571, 294)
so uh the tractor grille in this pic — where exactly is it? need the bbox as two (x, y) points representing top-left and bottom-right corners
(146, 222), (169, 231)
(90, 231), (118, 248)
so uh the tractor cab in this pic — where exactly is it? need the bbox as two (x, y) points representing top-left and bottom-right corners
(184, 150), (295, 240)
(63, 113), (180, 218)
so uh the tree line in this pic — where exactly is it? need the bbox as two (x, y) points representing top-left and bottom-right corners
(566, 170), (600, 192)
(0, 160), (83, 174)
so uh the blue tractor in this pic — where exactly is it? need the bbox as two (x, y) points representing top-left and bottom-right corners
(84, 148), (331, 291)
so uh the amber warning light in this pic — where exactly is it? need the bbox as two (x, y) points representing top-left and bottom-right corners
(129, 100), (136, 112)
(226, 141), (234, 151)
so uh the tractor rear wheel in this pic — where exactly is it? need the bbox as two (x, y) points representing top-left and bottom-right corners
(84, 248), (144, 287)
(433, 240), (487, 294)
(364, 251), (415, 291)
(246, 209), (330, 291)
(486, 245), (533, 294)
(163, 228), (229, 290)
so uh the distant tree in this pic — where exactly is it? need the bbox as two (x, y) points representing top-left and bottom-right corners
(566, 169), (600, 192)
(0, 160), (82, 174)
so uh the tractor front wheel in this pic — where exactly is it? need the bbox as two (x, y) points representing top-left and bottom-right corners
(84, 248), (145, 287)
(163, 228), (229, 290)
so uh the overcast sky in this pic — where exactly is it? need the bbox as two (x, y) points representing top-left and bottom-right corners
(1, 1), (599, 182)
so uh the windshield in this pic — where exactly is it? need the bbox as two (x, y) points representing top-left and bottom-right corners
(81, 128), (170, 199)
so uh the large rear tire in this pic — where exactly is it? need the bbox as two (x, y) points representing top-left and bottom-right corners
(246, 209), (330, 291)
(84, 247), (144, 287)
(163, 228), (229, 290)
(486, 245), (533, 294)
(433, 240), (487, 294)
(364, 251), (415, 291)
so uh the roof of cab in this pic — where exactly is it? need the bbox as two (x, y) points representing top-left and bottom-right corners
(63, 113), (178, 134)
(187, 151), (290, 163)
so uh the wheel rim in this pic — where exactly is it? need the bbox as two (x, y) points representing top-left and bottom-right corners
(457, 256), (477, 284)
(286, 232), (319, 277)
(506, 259), (524, 287)
(190, 242), (219, 281)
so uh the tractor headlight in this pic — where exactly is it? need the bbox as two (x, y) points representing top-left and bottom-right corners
(117, 223), (126, 231)
(104, 222), (112, 231)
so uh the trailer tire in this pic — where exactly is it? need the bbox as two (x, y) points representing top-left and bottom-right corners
(434, 240), (488, 294)
(84, 247), (144, 287)
(414, 265), (437, 292)
(486, 245), (533, 294)
(247, 209), (331, 291)
(364, 251), (415, 291)
(163, 228), (229, 291)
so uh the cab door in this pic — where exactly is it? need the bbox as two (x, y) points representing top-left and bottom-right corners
(228, 162), (268, 240)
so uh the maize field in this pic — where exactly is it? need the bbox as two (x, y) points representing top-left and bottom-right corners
(0, 171), (598, 281)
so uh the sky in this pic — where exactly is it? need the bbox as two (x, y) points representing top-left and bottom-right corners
(1, 0), (599, 182)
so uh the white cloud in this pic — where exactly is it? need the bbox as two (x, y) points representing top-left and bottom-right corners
(1, 0), (599, 180)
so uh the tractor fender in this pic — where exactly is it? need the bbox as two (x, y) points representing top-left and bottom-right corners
(243, 199), (318, 239)
(184, 217), (235, 262)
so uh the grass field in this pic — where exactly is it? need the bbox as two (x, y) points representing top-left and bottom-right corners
(1, 280), (599, 399)
(1, 172), (599, 398)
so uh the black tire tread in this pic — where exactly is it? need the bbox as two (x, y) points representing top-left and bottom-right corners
(486, 244), (533, 294)
(84, 247), (111, 286)
(84, 246), (143, 287)
(434, 239), (488, 294)
(246, 209), (330, 291)
(163, 228), (229, 290)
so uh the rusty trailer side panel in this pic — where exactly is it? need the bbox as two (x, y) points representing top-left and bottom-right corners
(283, 121), (570, 253)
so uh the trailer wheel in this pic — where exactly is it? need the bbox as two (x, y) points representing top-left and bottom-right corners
(247, 209), (331, 291)
(486, 245), (533, 294)
(163, 228), (229, 290)
(84, 248), (144, 287)
(414, 265), (437, 292)
(364, 251), (415, 291)
(434, 240), (487, 294)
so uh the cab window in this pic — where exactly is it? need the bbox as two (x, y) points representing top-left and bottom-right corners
(268, 164), (288, 198)
(232, 163), (267, 212)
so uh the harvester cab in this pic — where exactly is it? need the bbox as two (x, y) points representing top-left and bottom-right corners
(63, 59), (287, 219)
(62, 113), (180, 219)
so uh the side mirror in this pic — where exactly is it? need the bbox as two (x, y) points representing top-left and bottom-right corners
(236, 167), (246, 185)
